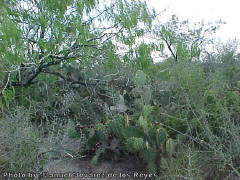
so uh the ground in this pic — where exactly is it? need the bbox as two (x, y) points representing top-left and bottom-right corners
(41, 122), (155, 180)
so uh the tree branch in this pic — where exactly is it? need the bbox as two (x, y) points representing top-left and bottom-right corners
(164, 39), (178, 62)
(0, 72), (10, 96)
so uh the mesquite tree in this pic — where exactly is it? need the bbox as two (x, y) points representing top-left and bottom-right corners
(0, 0), (155, 96)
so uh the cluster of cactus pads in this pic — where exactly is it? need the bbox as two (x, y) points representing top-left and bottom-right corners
(79, 70), (174, 174)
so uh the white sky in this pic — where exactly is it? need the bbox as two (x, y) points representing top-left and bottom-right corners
(147, 0), (240, 42)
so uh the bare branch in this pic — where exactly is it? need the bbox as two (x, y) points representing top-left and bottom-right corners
(0, 72), (11, 96)
(164, 39), (178, 62)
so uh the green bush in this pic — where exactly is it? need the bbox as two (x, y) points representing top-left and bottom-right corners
(0, 107), (47, 173)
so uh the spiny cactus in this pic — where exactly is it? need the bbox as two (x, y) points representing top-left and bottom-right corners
(135, 70), (147, 88)
(82, 70), (175, 174)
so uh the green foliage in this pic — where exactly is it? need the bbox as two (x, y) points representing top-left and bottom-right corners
(123, 126), (144, 138)
(1, 0), (240, 178)
(1, 87), (15, 109)
(86, 73), (174, 173)
(143, 105), (153, 118)
(138, 116), (148, 134)
(135, 43), (154, 71)
(166, 138), (174, 158)
(67, 128), (79, 138)
(135, 70), (147, 88)
(154, 15), (223, 63)
(0, 107), (47, 172)
(172, 62), (206, 100)
(156, 127), (168, 145)
(151, 62), (171, 81)
(141, 85), (152, 104)
(126, 137), (144, 152)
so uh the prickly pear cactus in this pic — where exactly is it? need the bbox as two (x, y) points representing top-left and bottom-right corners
(141, 85), (152, 104)
(132, 70), (152, 106)
(166, 138), (174, 158)
(138, 116), (148, 134)
(135, 70), (147, 88)
(156, 127), (168, 146)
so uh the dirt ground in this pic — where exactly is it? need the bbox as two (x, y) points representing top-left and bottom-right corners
(41, 123), (157, 180)
(43, 158), (156, 180)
